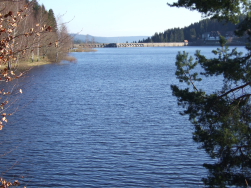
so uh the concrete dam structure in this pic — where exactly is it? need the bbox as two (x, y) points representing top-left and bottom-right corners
(76, 42), (188, 48)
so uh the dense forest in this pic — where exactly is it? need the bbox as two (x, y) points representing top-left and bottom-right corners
(140, 17), (245, 43)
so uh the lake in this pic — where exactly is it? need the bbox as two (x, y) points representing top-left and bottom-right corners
(0, 46), (246, 187)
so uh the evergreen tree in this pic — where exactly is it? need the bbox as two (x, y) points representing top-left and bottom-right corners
(169, 0), (251, 187)
(48, 9), (57, 30)
(32, 0), (40, 18)
(189, 28), (197, 40)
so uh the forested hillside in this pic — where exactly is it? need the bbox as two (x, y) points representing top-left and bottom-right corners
(0, 0), (72, 65)
(140, 17), (244, 43)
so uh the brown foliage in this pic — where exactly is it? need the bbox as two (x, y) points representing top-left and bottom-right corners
(0, 178), (21, 188)
(0, 1), (70, 187)
(0, 1), (59, 132)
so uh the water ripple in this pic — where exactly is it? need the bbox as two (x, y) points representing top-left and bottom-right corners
(0, 47), (236, 187)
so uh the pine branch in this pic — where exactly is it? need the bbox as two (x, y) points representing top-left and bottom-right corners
(219, 82), (251, 98)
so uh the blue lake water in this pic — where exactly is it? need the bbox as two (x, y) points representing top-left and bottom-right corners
(0, 46), (246, 187)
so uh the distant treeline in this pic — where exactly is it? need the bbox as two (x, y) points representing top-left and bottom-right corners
(139, 17), (245, 43)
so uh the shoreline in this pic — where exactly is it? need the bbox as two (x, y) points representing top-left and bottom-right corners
(17, 55), (78, 69)
(18, 59), (52, 69)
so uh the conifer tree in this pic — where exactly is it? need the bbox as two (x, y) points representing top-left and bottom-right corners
(169, 0), (251, 187)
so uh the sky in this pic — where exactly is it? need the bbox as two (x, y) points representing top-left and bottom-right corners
(38, 0), (202, 37)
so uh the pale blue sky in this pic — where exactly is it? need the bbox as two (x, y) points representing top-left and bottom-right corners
(38, 0), (202, 37)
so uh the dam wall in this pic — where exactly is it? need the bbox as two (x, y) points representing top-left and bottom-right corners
(74, 42), (188, 48)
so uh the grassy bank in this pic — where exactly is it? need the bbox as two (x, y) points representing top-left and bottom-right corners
(70, 47), (97, 52)
(18, 57), (51, 69)
(17, 55), (77, 69)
